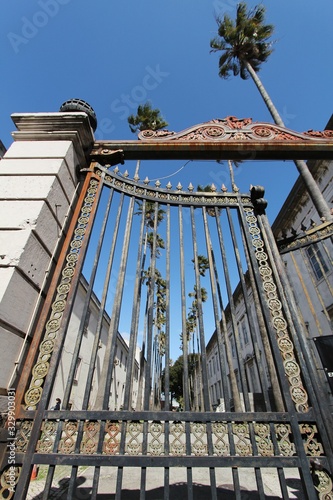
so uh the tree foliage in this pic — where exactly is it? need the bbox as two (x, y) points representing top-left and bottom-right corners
(166, 354), (200, 403)
(181, 255), (209, 348)
(128, 102), (168, 133)
(135, 201), (166, 229)
(210, 2), (274, 80)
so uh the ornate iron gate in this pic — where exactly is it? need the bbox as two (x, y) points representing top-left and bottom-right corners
(1, 120), (333, 499)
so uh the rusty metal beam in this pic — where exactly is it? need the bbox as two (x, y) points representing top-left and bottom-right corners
(91, 140), (333, 164)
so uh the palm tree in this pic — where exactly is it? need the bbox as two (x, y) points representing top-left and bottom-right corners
(135, 200), (167, 410)
(135, 200), (166, 229)
(128, 102), (168, 133)
(128, 102), (168, 178)
(210, 2), (332, 222)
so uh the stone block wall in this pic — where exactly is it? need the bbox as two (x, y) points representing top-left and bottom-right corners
(0, 113), (94, 394)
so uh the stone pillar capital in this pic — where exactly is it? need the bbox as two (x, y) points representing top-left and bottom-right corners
(11, 112), (94, 168)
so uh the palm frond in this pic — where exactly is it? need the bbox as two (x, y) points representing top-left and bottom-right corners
(128, 102), (168, 133)
(210, 2), (274, 81)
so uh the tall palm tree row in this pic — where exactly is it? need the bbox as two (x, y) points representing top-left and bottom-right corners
(135, 200), (167, 410)
(210, 2), (332, 222)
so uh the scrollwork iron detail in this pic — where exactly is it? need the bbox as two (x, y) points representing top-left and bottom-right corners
(300, 424), (324, 456)
(275, 423), (296, 456)
(190, 422), (207, 456)
(24, 179), (99, 410)
(254, 423), (274, 457)
(81, 421), (100, 455)
(0, 466), (21, 499)
(58, 421), (78, 454)
(15, 420), (33, 453)
(148, 421), (164, 456)
(212, 422), (229, 456)
(103, 421), (121, 455)
(126, 421), (143, 455)
(244, 207), (309, 413)
(312, 469), (333, 499)
(233, 422), (252, 456)
(37, 420), (57, 454)
(170, 422), (186, 456)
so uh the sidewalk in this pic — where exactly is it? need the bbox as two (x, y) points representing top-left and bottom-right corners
(26, 465), (304, 499)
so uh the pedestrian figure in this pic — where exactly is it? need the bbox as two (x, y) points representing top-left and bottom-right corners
(51, 398), (61, 410)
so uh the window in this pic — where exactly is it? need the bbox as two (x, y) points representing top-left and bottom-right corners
(327, 305), (333, 331)
(83, 309), (91, 336)
(74, 357), (82, 383)
(218, 380), (222, 399)
(306, 243), (329, 280)
(231, 338), (236, 358)
(242, 322), (249, 345)
(237, 324), (243, 349)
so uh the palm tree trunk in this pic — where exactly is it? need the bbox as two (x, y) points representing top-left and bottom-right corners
(134, 159), (141, 179)
(228, 160), (236, 191)
(245, 61), (332, 222)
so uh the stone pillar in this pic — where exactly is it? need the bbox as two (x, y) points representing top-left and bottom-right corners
(0, 112), (94, 397)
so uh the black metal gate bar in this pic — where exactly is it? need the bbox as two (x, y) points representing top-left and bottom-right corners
(212, 207), (244, 497)
(178, 204), (194, 500)
(13, 171), (104, 499)
(45, 183), (109, 496)
(63, 186), (115, 500)
(123, 197), (147, 413)
(86, 188), (129, 499)
(223, 207), (266, 497)
(259, 212), (333, 468)
(226, 207), (271, 410)
(3, 162), (333, 499)
(140, 201), (162, 499)
(103, 195), (135, 410)
(105, 194), (136, 499)
(37, 174), (105, 500)
(214, 208), (243, 413)
(236, 208), (285, 413)
(202, 208), (231, 411)
(136, 198), (148, 413)
(225, 207), (268, 498)
(219, 208), (251, 411)
(237, 204), (319, 498)
(190, 206), (217, 499)
(163, 203), (171, 499)
(208, 207), (241, 500)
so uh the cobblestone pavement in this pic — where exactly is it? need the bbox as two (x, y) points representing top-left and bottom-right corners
(25, 465), (304, 499)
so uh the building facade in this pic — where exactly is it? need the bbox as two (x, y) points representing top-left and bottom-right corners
(206, 117), (333, 411)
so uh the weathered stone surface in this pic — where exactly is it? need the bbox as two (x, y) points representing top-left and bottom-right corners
(0, 229), (52, 288)
(0, 200), (63, 254)
(0, 112), (93, 392)
(0, 267), (39, 333)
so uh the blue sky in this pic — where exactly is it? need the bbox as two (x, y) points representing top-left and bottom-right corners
(1, 0), (333, 224)
(2, 0), (332, 366)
